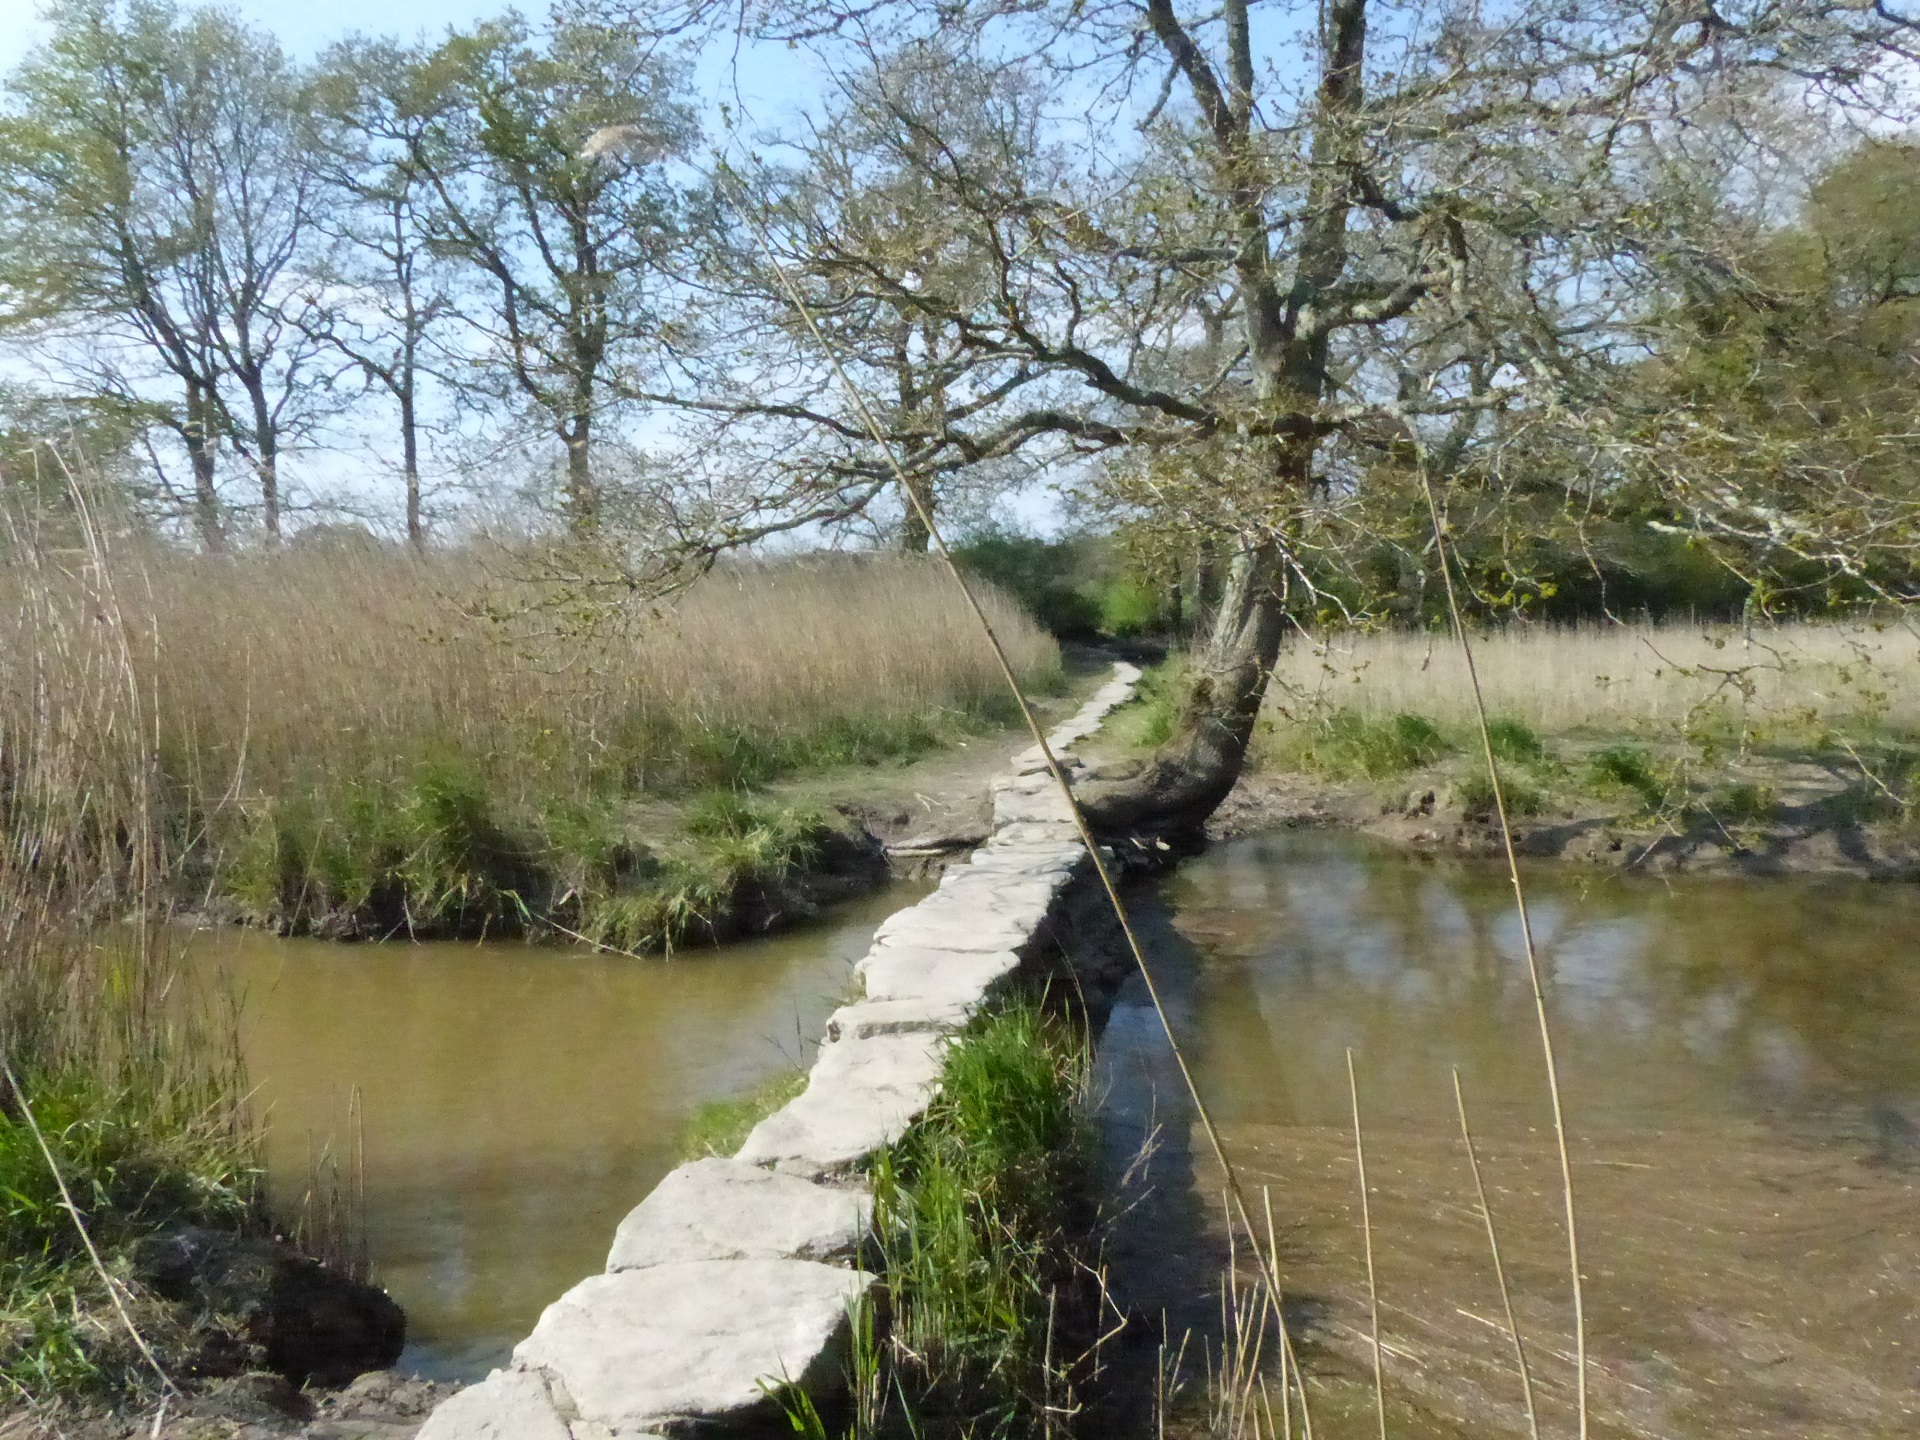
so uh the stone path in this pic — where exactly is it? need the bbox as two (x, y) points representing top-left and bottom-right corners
(415, 663), (1140, 1440)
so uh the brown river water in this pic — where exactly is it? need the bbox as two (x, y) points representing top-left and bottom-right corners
(1097, 831), (1920, 1439)
(201, 884), (919, 1380)
(203, 834), (1918, 1435)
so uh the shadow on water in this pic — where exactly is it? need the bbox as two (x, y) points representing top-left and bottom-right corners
(1095, 830), (1920, 1439)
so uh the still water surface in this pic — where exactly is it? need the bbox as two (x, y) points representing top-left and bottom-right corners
(1101, 832), (1920, 1438)
(204, 885), (915, 1380)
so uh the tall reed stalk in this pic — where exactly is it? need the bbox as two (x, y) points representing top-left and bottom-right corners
(0, 460), (256, 1399)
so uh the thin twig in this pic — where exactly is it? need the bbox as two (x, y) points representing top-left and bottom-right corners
(1346, 1050), (1387, 1440)
(1452, 1068), (1541, 1440)
(1419, 459), (1589, 1438)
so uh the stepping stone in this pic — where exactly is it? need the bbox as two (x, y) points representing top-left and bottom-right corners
(825, 996), (974, 1039)
(858, 944), (1025, 1007)
(872, 900), (1038, 954)
(606, 1159), (870, 1270)
(512, 1261), (873, 1434)
(734, 1031), (947, 1175)
(414, 1368), (572, 1440)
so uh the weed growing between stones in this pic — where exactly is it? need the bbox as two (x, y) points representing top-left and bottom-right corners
(779, 1000), (1101, 1438)
(675, 1071), (809, 1161)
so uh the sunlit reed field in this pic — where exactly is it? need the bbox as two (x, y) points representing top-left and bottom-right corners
(30, 542), (1059, 806)
(1269, 620), (1920, 741)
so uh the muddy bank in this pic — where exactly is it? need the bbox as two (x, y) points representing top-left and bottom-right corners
(1210, 766), (1920, 880)
(4, 1369), (445, 1440)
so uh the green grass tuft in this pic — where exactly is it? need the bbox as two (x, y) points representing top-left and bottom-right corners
(675, 1070), (809, 1160)
(1485, 716), (1547, 763)
(1704, 781), (1778, 825)
(580, 794), (833, 953)
(1289, 710), (1454, 779)
(1457, 773), (1547, 819)
(858, 1000), (1092, 1433)
(1585, 744), (1668, 810)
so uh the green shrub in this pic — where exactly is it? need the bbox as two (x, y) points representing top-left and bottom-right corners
(1706, 781), (1778, 825)
(581, 795), (833, 953)
(1586, 744), (1666, 809)
(0, 1068), (257, 1396)
(1486, 716), (1546, 763)
(1292, 710), (1453, 778)
(1094, 577), (1163, 638)
(952, 530), (1172, 640)
(218, 755), (528, 932)
(1457, 773), (1547, 819)
(1122, 660), (1185, 748)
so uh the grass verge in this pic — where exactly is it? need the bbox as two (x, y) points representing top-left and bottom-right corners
(779, 999), (1097, 1439)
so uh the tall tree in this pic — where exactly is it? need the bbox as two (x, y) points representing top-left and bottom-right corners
(0, 0), (230, 548)
(657, 0), (1915, 835)
(1631, 138), (1920, 605)
(310, 39), (461, 549)
(0, 0), (327, 545)
(663, 47), (1054, 555)
(404, 8), (695, 536)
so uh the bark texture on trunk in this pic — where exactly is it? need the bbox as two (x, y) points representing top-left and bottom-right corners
(900, 471), (934, 552)
(564, 410), (595, 536)
(184, 382), (225, 554)
(1075, 0), (1365, 839)
(401, 389), (423, 551)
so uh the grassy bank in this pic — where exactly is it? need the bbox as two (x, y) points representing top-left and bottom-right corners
(780, 1000), (1097, 1439)
(2, 540), (1061, 945)
(1234, 620), (1920, 853)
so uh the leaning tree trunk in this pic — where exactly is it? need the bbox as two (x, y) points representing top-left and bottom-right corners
(1076, 531), (1287, 839)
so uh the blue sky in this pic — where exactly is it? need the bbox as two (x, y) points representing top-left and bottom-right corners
(0, 0), (826, 131)
(2, 0), (510, 71)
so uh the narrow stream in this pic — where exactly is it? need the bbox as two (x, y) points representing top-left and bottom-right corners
(1099, 832), (1920, 1439)
(203, 884), (919, 1380)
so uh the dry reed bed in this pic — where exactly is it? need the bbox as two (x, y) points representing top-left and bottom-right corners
(1, 544), (1059, 807)
(0, 522), (256, 1399)
(1268, 620), (1920, 740)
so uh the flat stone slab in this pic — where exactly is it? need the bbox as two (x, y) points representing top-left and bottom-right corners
(513, 1261), (874, 1434)
(826, 996), (973, 1038)
(415, 1367), (572, 1440)
(936, 867), (1068, 913)
(857, 944), (1025, 1007)
(606, 1158), (870, 1270)
(734, 1030), (947, 1174)
(873, 900), (1041, 954)
(964, 842), (1085, 874)
(992, 789), (1078, 826)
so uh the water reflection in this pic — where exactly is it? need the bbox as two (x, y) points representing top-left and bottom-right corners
(202, 885), (916, 1379)
(1099, 833), (1920, 1438)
